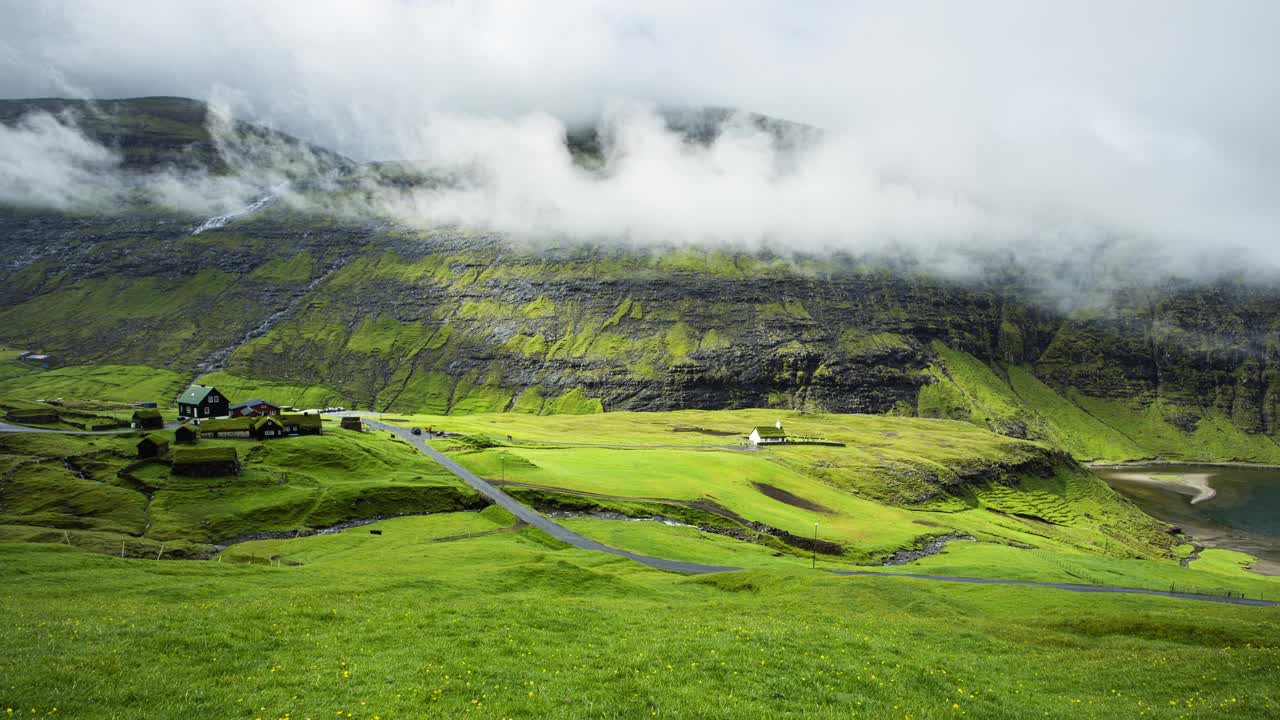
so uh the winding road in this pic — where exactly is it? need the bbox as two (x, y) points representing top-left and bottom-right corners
(370, 421), (1280, 607)
(372, 422), (738, 574)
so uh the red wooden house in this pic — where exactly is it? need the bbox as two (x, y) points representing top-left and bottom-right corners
(228, 399), (282, 418)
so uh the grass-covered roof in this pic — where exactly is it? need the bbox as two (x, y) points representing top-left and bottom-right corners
(132, 408), (163, 420)
(172, 447), (237, 464)
(137, 433), (169, 447)
(751, 426), (787, 438)
(282, 413), (322, 428)
(199, 417), (256, 432)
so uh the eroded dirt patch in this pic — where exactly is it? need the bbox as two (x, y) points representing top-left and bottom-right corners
(752, 482), (833, 513)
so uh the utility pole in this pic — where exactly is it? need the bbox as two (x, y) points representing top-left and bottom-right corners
(501, 453), (506, 483)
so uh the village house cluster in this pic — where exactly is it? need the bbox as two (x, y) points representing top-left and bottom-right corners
(130, 384), (352, 472)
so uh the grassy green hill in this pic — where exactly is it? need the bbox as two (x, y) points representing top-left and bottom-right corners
(0, 423), (482, 557)
(919, 341), (1280, 463)
(7, 403), (1278, 595)
(396, 410), (1169, 562)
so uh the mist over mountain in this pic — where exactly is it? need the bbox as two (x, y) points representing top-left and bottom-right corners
(2, 1), (1280, 287)
(4, 3), (1280, 458)
(0, 94), (1273, 306)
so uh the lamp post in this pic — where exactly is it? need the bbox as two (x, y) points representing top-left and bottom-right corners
(812, 521), (819, 569)
(501, 453), (506, 483)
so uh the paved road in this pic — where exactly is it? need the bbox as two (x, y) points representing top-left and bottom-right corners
(373, 422), (737, 574)
(370, 421), (1280, 607)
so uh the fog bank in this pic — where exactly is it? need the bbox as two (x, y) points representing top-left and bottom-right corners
(1, 1), (1279, 285)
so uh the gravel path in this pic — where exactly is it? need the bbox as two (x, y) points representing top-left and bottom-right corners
(369, 421), (1280, 607)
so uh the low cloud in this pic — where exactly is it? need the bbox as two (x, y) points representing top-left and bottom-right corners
(1, 1), (1279, 293)
(0, 104), (325, 217)
(370, 103), (1272, 293)
(0, 111), (120, 209)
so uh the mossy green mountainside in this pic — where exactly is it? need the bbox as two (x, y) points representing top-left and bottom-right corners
(4, 98), (1280, 464)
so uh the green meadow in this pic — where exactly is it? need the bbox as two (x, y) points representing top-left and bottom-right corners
(0, 364), (191, 405)
(0, 425), (481, 556)
(4, 515), (1280, 720)
(3, 395), (1280, 718)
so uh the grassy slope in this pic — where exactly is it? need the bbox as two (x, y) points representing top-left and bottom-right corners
(0, 363), (190, 404)
(542, 516), (1279, 599)
(920, 342), (1280, 463)
(3, 524), (1280, 720)
(193, 370), (347, 410)
(381, 410), (1173, 568)
(0, 427), (480, 550)
(0, 408), (1202, 581)
(0, 268), (265, 366)
(560, 516), (815, 569)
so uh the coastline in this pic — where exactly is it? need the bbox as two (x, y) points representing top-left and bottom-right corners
(1102, 471), (1217, 504)
(1088, 460), (1280, 470)
(1092, 464), (1280, 576)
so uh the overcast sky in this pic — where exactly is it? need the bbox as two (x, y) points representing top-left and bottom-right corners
(1, 1), (1278, 280)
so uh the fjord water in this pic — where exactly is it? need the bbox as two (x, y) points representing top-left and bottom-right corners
(1094, 465), (1280, 570)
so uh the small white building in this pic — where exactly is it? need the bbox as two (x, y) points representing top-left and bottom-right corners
(748, 420), (788, 446)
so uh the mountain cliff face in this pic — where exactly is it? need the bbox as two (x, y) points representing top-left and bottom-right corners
(3, 98), (1280, 463)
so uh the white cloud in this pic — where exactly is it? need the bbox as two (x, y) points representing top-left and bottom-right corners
(0, 110), (120, 209)
(0, 0), (1278, 280)
(0, 109), (295, 216)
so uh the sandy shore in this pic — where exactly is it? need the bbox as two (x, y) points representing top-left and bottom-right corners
(1104, 471), (1217, 504)
(1089, 460), (1280, 470)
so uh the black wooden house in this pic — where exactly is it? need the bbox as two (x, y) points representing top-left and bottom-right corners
(177, 385), (229, 419)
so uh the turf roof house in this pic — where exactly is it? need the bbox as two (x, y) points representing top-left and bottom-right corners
(281, 413), (322, 435)
(177, 384), (229, 419)
(136, 433), (170, 459)
(197, 415), (286, 440)
(748, 421), (788, 446)
(171, 447), (239, 477)
(174, 423), (199, 444)
(131, 408), (164, 430)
